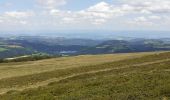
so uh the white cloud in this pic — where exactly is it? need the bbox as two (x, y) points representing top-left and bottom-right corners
(19, 20), (28, 25)
(128, 15), (162, 26)
(61, 17), (76, 24)
(87, 2), (111, 12)
(37, 0), (66, 9)
(148, 16), (161, 20)
(4, 11), (34, 18)
(93, 19), (107, 25)
(123, 0), (170, 14)
(134, 16), (148, 22)
(49, 2), (112, 25)
(45, 0), (170, 26)
(81, 2), (113, 18)
(0, 11), (34, 26)
(1, 0), (170, 30)
(50, 9), (60, 14)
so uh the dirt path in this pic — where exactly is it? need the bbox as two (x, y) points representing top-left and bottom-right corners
(0, 58), (169, 95)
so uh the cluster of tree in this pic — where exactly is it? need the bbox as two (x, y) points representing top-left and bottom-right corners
(0, 48), (35, 59)
(78, 39), (170, 54)
(0, 53), (58, 63)
(10, 40), (89, 55)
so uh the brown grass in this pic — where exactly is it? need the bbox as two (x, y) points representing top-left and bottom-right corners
(0, 52), (160, 79)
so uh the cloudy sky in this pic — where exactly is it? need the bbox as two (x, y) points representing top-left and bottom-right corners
(0, 0), (170, 33)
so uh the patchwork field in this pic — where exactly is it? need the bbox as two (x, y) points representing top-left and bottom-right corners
(0, 51), (170, 100)
(0, 48), (7, 52)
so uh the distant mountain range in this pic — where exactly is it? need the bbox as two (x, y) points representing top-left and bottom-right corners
(0, 36), (170, 59)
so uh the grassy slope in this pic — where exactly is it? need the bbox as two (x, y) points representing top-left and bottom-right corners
(0, 52), (157, 79)
(0, 51), (170, 100)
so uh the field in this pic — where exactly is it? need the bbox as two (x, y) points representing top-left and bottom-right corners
(0, 48), (7, 52)
(0, 51), (170, 100)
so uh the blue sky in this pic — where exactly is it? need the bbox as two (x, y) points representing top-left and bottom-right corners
(0, 0), (170, 33)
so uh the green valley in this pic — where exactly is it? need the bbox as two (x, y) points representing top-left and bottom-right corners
(0, 48), (7, 52)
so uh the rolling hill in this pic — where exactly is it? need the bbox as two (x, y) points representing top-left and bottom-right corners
(1, 36), (170, 59)
(0, 51), (170, 99)
(79, 39), (170, 54)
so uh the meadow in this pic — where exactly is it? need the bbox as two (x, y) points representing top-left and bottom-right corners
(0, 51), (169, 100)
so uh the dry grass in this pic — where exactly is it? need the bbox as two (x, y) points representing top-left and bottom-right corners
(0, 52), (160, 79)
(0, 51), (170, 100)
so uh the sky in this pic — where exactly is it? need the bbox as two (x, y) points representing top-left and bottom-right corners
(0, 0), (170, 33)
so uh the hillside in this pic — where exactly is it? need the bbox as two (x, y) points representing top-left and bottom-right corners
(1, 36), (170, 59)
(0, 51), (170, 99)
(79, 39), (170, 54)
(0, 39), (35, 59)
